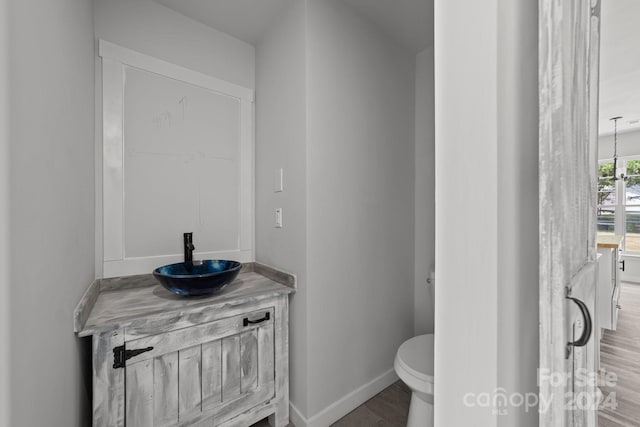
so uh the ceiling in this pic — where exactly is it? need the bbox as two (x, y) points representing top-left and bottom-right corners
(153, 0), (294, 45)
(599, 0), (640, 135)
(342, 0), (433, 53)
(154, 0), (433, 53)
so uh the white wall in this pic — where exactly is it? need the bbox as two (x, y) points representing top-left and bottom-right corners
(256, 2), (418, 423)
(435, 0), (499, 424)
(0, 0), (10, 424)
(435, 0), (538, 425)
(414, 47), (435, 335)
(94, 0), (256, 276)
(94, 0), (255, 89)
(306, 0), (415, 419)
(598, 128), (640, 160)
(8, 0), (95, 425)
(496, 0), (539, 425)
(255, 0), (309, 417)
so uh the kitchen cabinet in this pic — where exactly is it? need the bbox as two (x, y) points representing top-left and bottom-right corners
(597, 235), (624, 332)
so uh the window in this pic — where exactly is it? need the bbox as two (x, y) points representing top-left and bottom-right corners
(598, 158), (640, 253)
(624, 160), (640, 252)
(597, 161), (616, 234)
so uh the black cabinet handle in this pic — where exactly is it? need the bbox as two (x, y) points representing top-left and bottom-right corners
(243, 312), (270, 327)
(567, 296), (592, 349)
(113, 345), (154, 369)
(620, 259), (625, 272)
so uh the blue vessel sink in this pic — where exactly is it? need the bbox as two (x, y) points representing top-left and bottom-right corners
(153, 260), (241, 296)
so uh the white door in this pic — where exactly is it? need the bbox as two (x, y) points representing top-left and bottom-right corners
(539, 0), (601, 426)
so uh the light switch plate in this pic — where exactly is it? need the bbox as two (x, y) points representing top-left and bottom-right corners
(275, 208), (283, 228)
(274, 168), (283, 193)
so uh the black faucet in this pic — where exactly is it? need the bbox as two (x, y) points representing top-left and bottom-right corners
(184, 232), (195, 264)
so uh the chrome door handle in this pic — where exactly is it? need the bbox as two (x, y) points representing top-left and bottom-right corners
(566, 295), (592, 358)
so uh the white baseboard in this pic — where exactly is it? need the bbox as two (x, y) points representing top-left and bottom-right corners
(289, 368), (399, 427)
(289, 402), (306, 427)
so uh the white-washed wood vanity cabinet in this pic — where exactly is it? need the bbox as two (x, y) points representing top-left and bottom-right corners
(74, 263), (295, 427)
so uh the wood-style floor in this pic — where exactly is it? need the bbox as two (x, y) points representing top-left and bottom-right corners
(251, 381), (410, 427)
(251, 283), (640, 427)
(598, 283), (640, 427)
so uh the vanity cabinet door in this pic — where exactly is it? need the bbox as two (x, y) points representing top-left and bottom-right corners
(123, 308), (275, 426)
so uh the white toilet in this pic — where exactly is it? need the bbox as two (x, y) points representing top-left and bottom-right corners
(394, 334), (434, 427)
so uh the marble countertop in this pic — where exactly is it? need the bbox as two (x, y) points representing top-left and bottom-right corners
(74, 262), (295, 337)
(597, 234), (624, 249)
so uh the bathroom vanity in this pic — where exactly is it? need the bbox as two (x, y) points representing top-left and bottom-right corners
(74, 263), (294, 427)
(84, 41), (294, 426)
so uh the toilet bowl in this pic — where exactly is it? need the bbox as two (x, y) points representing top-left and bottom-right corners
(394, 334), (434, 427)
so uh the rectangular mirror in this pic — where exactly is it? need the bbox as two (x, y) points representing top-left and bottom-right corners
(100, 40), (254, 277)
